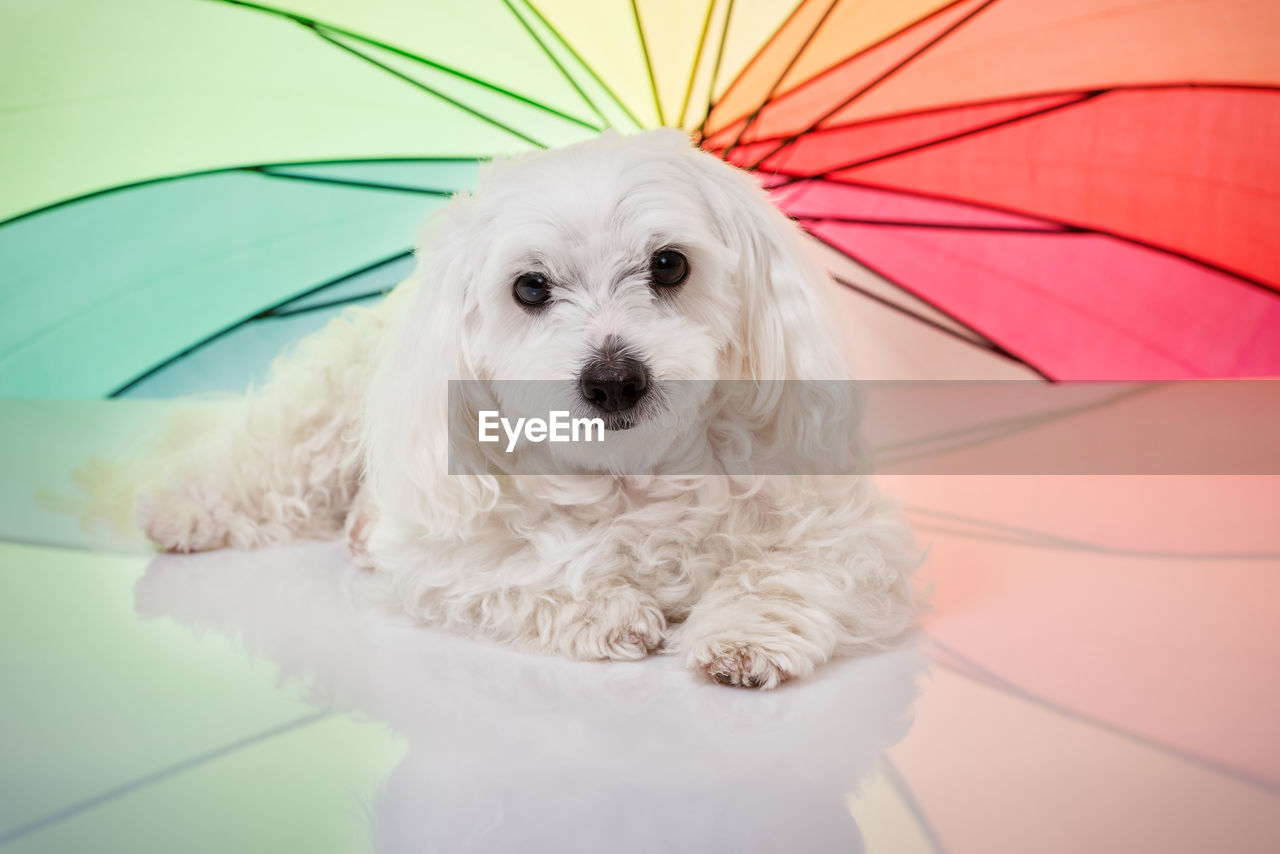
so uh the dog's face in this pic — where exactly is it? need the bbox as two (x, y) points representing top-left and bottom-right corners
(457, 133), (739, 444)
(404, 130), (842, 473)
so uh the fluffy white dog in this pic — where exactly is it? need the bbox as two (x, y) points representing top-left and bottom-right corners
(137, 130), (917, 689)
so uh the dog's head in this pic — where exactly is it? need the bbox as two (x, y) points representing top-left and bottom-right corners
(367, 131), (851, 521)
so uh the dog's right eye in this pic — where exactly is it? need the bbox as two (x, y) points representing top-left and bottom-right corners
(513, 272), (551, 308)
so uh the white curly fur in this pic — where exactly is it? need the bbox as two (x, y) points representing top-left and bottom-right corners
(137, 130), (919, 689)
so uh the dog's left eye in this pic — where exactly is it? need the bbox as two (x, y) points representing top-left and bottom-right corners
(650, 249), (689, 287)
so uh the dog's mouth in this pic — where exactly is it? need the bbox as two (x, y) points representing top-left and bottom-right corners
(599, 411), (639, 431)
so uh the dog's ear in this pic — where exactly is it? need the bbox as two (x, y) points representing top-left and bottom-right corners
(677, 145), (860, 471)
(678, 145), (846, 382)
(362, 195), (504, 535)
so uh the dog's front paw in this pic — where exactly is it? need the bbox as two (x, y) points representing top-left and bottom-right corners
(687, 637), (796, 689)
(546, 589), (667, 662)
(135, 486), (230, 553)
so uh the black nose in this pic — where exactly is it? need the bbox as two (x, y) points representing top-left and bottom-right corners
(579, 356), (649, 413)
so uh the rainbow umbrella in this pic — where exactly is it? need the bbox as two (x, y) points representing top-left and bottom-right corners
(4, 0), (1278, 399)
(2, 6), (1279, 848)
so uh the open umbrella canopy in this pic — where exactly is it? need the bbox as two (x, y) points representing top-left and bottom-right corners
(2, 5), (1279, 852)
(2, 0), (1278, 396)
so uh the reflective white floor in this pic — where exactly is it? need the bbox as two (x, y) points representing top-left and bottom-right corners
(1, 402), (1279, 852)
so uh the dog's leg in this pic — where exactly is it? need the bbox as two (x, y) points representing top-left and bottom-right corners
(136, 402), (361, 553)
(678, 530), (917, 689)
(525, 581), (668, 661)
(433, 580), (669, 661)
(677, 560), (842, 689)
(372, 529), (668, 659)
(136, 306), (387, 552)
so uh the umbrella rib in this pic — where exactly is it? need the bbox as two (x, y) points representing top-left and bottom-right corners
(707, 0), (812, 139)
(0, 158), (481, 230)
(723, 81), (1280, 150)
(248, 167), (458, 197)
(829, 273), (996, 352)
(747, 0), (1001, 169)
(877, 757), (950, 854)
(695, 0), (736, 136)
(107, 250), (413, 398)
(309, 26), (548, 149)
(630, 0), (666, 126)
(707, 0), (966, 142)
(907, 505), (1280, 560)
(678, 0), (719, 130)
(499, 0), (612, 130)
(881, 385), (1156, 467)
(768, 90), (1099, 180)
(211, 0), (601, 132)
(816, 176), (1280, 299)
(926, 638), (1280, 796)
(917, 513), (1280, 551)
(103, 321), (254, 399)
(522, 1), (646, 130)
(917, 522), (1280, 560)
(265, 288), (390, 320)
(0, 711), (334, 847)
(825, 220), (1218, 374)
(723, 0), (840, 159)
(811, 233), (1055, 380)
(795, 214), (1074, 233)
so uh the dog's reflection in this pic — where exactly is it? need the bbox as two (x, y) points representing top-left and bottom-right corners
(136, 542), (923, 853)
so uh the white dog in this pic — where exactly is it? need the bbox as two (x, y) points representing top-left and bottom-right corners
(137, 130), (918, 689)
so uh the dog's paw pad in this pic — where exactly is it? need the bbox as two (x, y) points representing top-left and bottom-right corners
(693, 640), (792, 690)
(135, 488), (228, 553)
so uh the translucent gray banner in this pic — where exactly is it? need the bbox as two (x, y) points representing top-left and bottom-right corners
(448, 380), (1280, 475)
